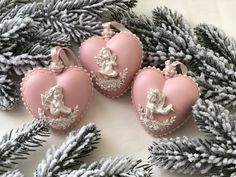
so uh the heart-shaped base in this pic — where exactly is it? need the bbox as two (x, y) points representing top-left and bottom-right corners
(21, 66), (93, 131)
(79, 31), (143, 98)
(132, 67), (200, 137)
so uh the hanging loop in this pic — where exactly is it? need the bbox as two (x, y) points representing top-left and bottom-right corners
(50, 46), (78, 72)
(102, 21), (130, 38)
(162, 60), (188, 77)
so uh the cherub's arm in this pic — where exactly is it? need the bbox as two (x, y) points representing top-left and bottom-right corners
(158, 94), (165, 107)
(111, 55), (117, 65)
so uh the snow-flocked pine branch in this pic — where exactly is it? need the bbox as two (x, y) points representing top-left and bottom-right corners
(1, 170), (24, 177)
(120, 7), (199, 69)
(195, 24), (236, 65)
(35, 0), (137, 42)
(119, 6), (236, 108)
(0, 0), (137, 110)
(0, 120), (49, 175)
(35, 123), (100, 177)
(0, 74), (18, 110)
(58, 157), (151, 177)
(149, 99), (236, 177)
(194, 24), (236, 107)
(192, 99), (236, 142)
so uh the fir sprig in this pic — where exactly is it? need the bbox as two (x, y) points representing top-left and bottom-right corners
(35, 0), (136, 42)
(0, 74), (18, 110)
(149, 99), (236, 177)
(0, 122), (151, 177)
(1, 170), (24, 177)
(120, 6), (236, 108)
(58, 158), (151, 177)
(120, 7), (199, 69)
(195, 24), (236, 64)
(0, 0), (137, 110)
(35, 123), (100, 177)
(193, 97), (236, 142)
(0, 120), (49, 174)
(35, 123), (151, 177)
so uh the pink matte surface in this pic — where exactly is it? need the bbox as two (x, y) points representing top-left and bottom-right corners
(21, 67), (93, 130)
(79, 32), (143, 97)
(132, 68), (200, 137)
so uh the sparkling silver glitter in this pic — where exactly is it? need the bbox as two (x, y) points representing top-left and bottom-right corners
(92, 68), (128, 92)
(138, 106), (176, 132)
(38, 106), (79, 130)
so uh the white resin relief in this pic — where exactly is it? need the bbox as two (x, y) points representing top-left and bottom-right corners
(94, 47), (128, 91)
(96, 47), (118, 78)
(138, 88), (175, 132)
(146, 88), (174, 116)
(38, 85), (79, 130)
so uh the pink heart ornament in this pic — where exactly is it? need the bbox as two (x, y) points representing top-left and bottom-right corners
(21, 47), (93, 131)
(132, 61), (200, 137)
(79, 21), (143, 98)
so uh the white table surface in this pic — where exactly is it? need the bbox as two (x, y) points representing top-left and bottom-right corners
(1, 1), (236, 177)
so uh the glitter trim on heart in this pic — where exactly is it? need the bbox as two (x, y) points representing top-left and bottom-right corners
(38, 85), (79, 130)
(93, 47), (128, 91)
(138, 88), (176, 132)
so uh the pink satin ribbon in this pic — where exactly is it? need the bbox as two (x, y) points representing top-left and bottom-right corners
(102, 21), (130, 38)
(163, 60), (188, 77)
(51, 46), (78, 67)
(102, 21), (130, 32)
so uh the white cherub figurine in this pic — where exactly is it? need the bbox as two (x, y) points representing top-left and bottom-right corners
(96, 47), (118, 78)
(146, 88), (174, 118)
(41, 85), (71, 116)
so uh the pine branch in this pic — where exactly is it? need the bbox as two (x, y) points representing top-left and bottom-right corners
(193, 99), (236, 142)
(0, 0), (136, 75)
(149, 99), (236, 176)
(58, 157), (151, 177)
(119, 13), (165, 67)
(119, 7), (201, 70)
(35, 0), (136, 42)
(151, 7), (236, 107)
(0, 74), (18, 110)
(0, 120), (50, 175)
(0, 0), (136, 109)
(151, 6), (200, 69)
(193, 24), (236, 107)
(194, 49), (236, 107)
(0, 17), (34, 73)
(0, 0), (34, 20)
(35, 123), (100, 177)
(120, 7), (236, 108)
(149, 137), (236, 176)
(208, 172), (236, 177)
(195, 24), (236, 65)
(1, 170), (24, 177)
(0, 5), (70, 75)
(123, 0), (137, 9)
(8, 28), (70, 75)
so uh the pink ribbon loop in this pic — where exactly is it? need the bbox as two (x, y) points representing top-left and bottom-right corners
(163, 60), (188, 77)
(102, 21), (130, 38)
(102, 21), (130, 32)
(51, 46), (78, 68)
